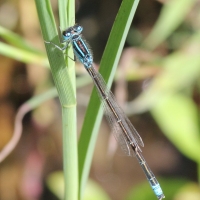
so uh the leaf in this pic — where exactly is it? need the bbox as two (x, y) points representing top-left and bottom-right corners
(0, 25), (44, 54)
(143, 0), (197, 49)
(83, 180), (111, 200)
(0, 42), (47, 65)
(46, 171), (110, 200)
(151, 94), (200, 163)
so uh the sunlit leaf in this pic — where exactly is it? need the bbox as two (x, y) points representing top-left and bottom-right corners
(46, 171), (65, 200)
(47, 171), (110, 200)
(174, 182), (200, 200)
(151, 94), (200, 163)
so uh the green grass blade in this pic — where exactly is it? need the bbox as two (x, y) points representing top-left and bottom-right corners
(0, 42), (47, 65)
(58, 0), (75, 28)
(34, 0), (77, 200)
(78, 0), (140, 198)
(58, 1), (77, 200)
(0, 25), (44, 55)
(34, 0), (75, 106)
(58, 0), (75, 83)
(28, 75), (91, 109)
(143, 0), (197, 49)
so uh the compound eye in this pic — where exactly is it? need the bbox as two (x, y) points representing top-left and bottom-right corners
(77, 26), (81, 31)
(66, 32), (71, 37)
(63, 31), (71, 40)
(74, 24), (82, 32)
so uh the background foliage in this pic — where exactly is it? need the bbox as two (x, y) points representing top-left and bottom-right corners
(0, 0), (199, 200)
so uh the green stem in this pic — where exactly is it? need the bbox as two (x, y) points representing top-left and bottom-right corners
(198, 163), (200, 185)
(58, 1), (77, 200)
(62, 106), (78, 200)
(34, 0), (77, 199)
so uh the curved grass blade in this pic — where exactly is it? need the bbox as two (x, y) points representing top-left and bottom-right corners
(78, 0), (141, 198)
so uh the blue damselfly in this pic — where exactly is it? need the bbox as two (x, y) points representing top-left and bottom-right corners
(45, 24), (165, 200)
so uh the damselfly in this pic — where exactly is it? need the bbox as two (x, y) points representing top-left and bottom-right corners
(45, 24), (165, 200)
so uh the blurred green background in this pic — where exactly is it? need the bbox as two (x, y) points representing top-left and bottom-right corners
(0, 0), (199, 200)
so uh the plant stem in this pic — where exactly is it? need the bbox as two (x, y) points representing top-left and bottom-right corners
(35, 0), (78, 199)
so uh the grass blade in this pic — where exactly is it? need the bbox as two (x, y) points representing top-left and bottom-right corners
(34, 0), (77, 200)
(143, 0), (197, 49)
(78, 0), (140, 198)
